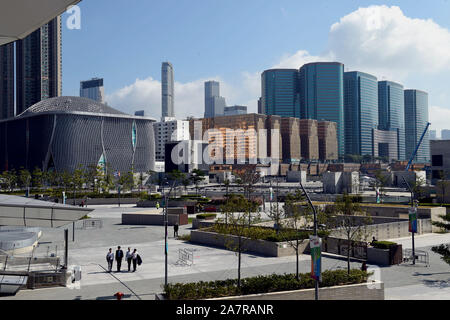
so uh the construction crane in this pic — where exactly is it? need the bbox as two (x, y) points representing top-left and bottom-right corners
(405, 122), (431, 171)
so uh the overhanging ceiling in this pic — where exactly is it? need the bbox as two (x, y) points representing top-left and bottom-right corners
(0, 0), (81, 46)
(0, 195), (93, 228)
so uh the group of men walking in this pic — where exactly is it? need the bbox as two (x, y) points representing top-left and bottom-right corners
(106, 246), (142, 273)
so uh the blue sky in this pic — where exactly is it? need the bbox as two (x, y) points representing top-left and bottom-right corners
(62, 0), (450, 133)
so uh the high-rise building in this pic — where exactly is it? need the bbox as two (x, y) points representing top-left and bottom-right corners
(261, 69), (300, 118)
(344, 71), (378, 157)
(204, 81), (226, 118)
(224, 105), (247, 116)
(257, 97), (263, 114)
(161, 62), (174, 119)
(429, 130), (437, 140)
(16, 17), (62, 115)
(299, 62), (345, 157)
(154, 118), (190, 161)
(441, 129), (450, 140)
(0, 43), (15, 119)
(378, 80), (405, 160)
(404, 89), (429, 162)
(80, 78), (105, 103)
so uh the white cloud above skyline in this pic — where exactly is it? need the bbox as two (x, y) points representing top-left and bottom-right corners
(106, 5), (450, 132)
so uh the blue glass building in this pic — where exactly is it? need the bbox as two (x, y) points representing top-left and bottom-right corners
(299, 62), (345, 157)
(378, 81), (405, 160)
(404, 89), (429, 162)
(261, 69), (300, 118)
(344, 71), (378, 156)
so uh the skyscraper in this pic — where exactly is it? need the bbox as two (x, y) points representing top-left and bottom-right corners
(16, 16), (62, 115)
(261, 69), (300, 118)
(80, 78), (105, 103)
(344, 71), (378, 156)
(299, 62), (345, 156)
(204, 80), (226, 118)
(404, 89), (429, 162)
(161, 62), (174, 119)
(0, 43), (15, 119)
(378, 81), (405, 160)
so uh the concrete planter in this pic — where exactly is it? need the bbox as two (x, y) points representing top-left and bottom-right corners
(367, 247), (390, 265)
(190, 230), (309, 257)
(156, 281), (384, 300)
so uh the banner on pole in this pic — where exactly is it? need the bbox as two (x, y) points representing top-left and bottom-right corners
(409, 207), (417, 233)
(310, 235), (322, 282)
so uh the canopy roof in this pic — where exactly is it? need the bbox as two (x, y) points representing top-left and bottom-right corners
(0, 194), (92, 228)
(0, 0), (81, 46)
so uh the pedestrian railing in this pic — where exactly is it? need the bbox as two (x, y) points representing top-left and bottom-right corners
(175, 248), (194, 266)
(82, 219), (103, 229)
(403, 249), (429, 266)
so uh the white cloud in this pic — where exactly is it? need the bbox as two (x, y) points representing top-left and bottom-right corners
(107, 5), (450, 120)
(429, 106), (450, 134)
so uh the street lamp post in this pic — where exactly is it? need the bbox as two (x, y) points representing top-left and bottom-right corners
(299, 180), (319, 301)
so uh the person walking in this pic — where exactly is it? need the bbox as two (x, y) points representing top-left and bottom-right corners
(361, 261), (368, 272)
(132, 249), (138, 272)
(173, 223), (179, 238)
(115, 246), (124, 272)
(126, 247), (132, 272)
(106, 248), (114, 272)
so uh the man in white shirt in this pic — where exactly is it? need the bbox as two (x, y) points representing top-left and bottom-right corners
(106, 248), (114, 272)
(126, 247), (132, 272)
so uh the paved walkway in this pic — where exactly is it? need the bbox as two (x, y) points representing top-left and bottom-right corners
(1, 205), (449, 300)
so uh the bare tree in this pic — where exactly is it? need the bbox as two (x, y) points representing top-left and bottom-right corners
(328, 194), (373, 275)
(216, 194), (261, 288)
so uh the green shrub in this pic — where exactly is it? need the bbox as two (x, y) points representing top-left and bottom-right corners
(163, 269), (369, 300)
(372, 240), (397, 249)
(196, 213), (217, 220)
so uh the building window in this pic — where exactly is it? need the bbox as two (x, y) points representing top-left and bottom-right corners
(432, 155), (443, 167)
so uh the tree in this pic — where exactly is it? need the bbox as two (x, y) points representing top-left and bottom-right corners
(71, 165), (86, 201)
(32, 167), (45, 191)
(372, 170), (388, 203)
(190, 169), (206, 195)
(223, 179), (231, 197)
(279, 190), (314, 280)
(0, 170), (17, 191)
(216, 194), (261, 288)
(431, 207), (450, 265)
(18, 168), (32, 191)
(436, 170), (450, 206)
(409, 176), (426, 201)
(118, 171), (135, 192)
(328, 194), (373, 275)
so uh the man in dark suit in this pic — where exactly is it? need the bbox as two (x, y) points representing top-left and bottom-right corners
(115, 246), (124, 272)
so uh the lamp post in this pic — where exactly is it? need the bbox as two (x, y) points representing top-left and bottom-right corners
(299, 180), (319, 301)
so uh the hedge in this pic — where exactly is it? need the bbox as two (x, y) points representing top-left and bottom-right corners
(372, 240), (398, 249)
(163, 269), (369, 300)
(207, 224), (329, 243)
(196, 213), (217, 220)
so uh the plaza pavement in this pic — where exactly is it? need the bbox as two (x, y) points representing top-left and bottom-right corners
(0, 205), (449, 300)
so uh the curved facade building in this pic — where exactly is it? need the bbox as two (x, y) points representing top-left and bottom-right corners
(0, 97), (156, 173)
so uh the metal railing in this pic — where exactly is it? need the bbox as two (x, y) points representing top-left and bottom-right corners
(403, 248), (429, 266)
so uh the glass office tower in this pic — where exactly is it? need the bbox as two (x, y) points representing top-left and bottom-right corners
(299, 62), (345, 157)
(0, 43), (15, 119)
(261, 69), (300, 118)
(16, 16), (62, 115)
(378, 81), (405, 160)
(404, 89), (429, 162)
(344, 71), (378, 156)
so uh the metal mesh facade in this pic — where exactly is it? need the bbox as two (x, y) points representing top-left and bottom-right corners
(0, 97), (155, 173)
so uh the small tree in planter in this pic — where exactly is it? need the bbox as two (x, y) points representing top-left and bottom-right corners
(329, 194), (373, 275)
(216, 194), (261, 288)
(432, 209), (450, 265)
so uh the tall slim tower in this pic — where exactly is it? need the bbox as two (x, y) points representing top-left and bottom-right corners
(0, 43), (15, 119)
(378, 80), (405, 160)
(161, 62), (174, 119)
(404, 89), (429, 162)
(299, 62), (345, 157)
(344, 71), (378, 156)
(204, 80), (226, 118)
(80, 78), (105, 103)
(16, 16), (62, 114)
